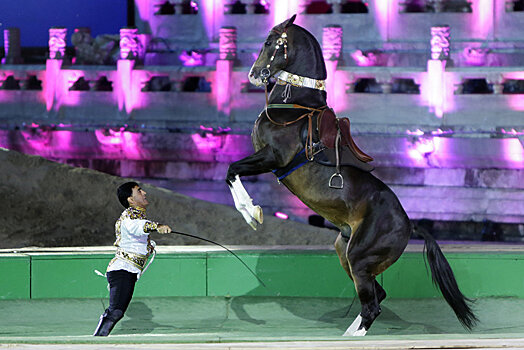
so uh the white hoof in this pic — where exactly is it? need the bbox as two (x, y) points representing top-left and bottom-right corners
(239, 207), (259, 230)
(253, 205), (263, 224)
(342, 314), (366, 337)
(352, 328), (367, 336)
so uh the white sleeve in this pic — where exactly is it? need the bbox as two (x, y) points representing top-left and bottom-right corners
(122, 218), (157, 236)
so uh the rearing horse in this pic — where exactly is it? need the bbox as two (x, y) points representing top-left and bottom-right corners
(226, 15), (477, 336)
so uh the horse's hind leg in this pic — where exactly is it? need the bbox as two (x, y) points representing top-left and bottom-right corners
(342, 262), (382, 336)
(335, 232), (386, 337)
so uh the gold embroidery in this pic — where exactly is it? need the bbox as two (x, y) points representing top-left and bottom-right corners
(143, 221), (158, 233)
(115, 248), (148, 270)
(113, 207), (158, 247)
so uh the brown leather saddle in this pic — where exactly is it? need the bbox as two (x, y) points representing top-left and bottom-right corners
(310, 108), (374, 174)
(318, 108), (373, 163)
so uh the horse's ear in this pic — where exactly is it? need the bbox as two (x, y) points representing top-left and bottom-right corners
(284, 14), (296, 28)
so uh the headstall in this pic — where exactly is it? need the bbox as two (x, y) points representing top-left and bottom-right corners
(260, 28), (327, 160)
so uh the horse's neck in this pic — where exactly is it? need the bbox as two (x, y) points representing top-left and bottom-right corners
(268, 84), (327, 108)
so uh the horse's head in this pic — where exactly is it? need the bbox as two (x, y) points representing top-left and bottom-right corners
(248, 15), (297, 87)
(249, 15), (327, 88)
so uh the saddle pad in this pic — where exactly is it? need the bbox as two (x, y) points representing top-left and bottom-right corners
(318, 109), (374, 163)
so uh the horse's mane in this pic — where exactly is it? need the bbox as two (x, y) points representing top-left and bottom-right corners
(287, 24), (327, 80)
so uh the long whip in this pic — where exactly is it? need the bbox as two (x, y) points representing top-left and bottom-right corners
(170, 230), (267, 288)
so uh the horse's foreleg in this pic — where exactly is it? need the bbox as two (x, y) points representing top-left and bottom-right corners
(226, 146), (280, 230)
(228, 175), (263, 230)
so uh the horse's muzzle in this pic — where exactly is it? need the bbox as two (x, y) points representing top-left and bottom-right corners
(248, 67), (264, 87)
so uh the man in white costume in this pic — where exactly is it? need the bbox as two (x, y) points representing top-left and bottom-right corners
(93, 181), (172, 336)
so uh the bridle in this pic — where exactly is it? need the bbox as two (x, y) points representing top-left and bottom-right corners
(260, 27), (326, 160)
(260, 28), (288, 86)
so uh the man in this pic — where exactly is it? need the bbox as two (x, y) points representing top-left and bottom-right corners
(93, 182), (172, 336)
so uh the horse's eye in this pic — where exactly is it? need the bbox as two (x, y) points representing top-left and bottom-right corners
(264, 41), (272, 47)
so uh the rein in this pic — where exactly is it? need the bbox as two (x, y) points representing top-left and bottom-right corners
(264, 83), (325, 160)
(260, 25), (326, 160)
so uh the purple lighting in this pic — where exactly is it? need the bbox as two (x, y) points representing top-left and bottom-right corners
(179, 51), (204, 66)
(406, 129), (425, 136)
(191, 133), (223, 153)
(503, 138), (524, 164)
(95, 128), (124, 146)
(274, 212), (289, 220)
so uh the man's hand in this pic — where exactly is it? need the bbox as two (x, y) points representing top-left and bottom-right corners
(157, 224), (172, 234)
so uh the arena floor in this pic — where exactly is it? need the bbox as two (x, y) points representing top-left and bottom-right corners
(1, 296), (524, 349)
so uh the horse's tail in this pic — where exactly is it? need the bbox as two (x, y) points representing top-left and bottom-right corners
(417, 229), (478, 330)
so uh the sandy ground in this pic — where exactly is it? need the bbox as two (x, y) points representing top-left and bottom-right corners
(0, 148), (336, 249)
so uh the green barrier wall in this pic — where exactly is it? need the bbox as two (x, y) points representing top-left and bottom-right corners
(0, 254), (30, 299)
(1, 249), (523, 300)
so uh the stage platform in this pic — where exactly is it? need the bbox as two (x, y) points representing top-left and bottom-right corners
(1, 243), (524, 348)
(1, 296), (524, 349)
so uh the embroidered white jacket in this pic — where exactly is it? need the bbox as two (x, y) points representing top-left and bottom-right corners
(107, 206), (157, 275)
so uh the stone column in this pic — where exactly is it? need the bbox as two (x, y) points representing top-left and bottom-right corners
(219, 27), (237, 60)
(119, 27), (139, 60)
(376, 72), (393, 94)
(48, 27), (67, 59)
(172, 0), (184, 14)
(243, 0), (258, 14)
(327, 0), (343, 14)
(118, 28), (139, 115)
(487, 73), (504, 95)
(430, 25), (450, 61)
(217, 27), (237, 119)
(322, 25), (343, 107)
(2, 28), (23, 64)
(427, 25), (450, 118)
(46, 27), (67, 113)
(322, 25), (343, 61)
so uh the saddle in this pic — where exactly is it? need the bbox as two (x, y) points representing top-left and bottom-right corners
(301, 108), (374, 173)
(318, 108), (374, 164)
(270, 104), (374, 189)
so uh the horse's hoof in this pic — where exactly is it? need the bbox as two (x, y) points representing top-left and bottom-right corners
(253, 205), (263, 224)
(342, 314), (363, 337)
(248, 219), (258, 231)
(352, 328), (367, 336)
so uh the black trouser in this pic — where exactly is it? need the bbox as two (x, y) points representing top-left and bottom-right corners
(94, 270), (137, 336)
(107, 269), (138, 315)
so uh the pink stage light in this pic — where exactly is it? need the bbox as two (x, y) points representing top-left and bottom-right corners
(191, 133), (223, 153)
(407, 129), (425, 136)
(179, 51), (204, 66)
(476, 0), (493, 40)
(373, 0), (389, 41)
(427, 59), (445, 118)
(122, 131), (144, 159)
(503, 138), (524, 164)
(95, 128), (124, 146)
(273, 0), (290, 27)
(508, 95), (524, 111)
(274, 212), (289, 220)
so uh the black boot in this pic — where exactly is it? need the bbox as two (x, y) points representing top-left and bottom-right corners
(93, 309), (123, 336)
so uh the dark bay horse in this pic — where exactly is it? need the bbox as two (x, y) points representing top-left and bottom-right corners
(226, 15), (477, 336)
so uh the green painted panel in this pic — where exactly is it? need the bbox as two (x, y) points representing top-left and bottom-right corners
(31, 255), (112, 299)
(30, 253), (207, 299)
(134, 255), (207, 297)
(0, 255), (30, 300)
(382, 252), (524, 299)
(444, 254), (524, 298)
(207, 252), (356, 298)
(382, 253), (440, 299)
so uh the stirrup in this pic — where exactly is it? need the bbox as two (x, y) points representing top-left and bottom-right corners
(329, 173), (343, 189)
